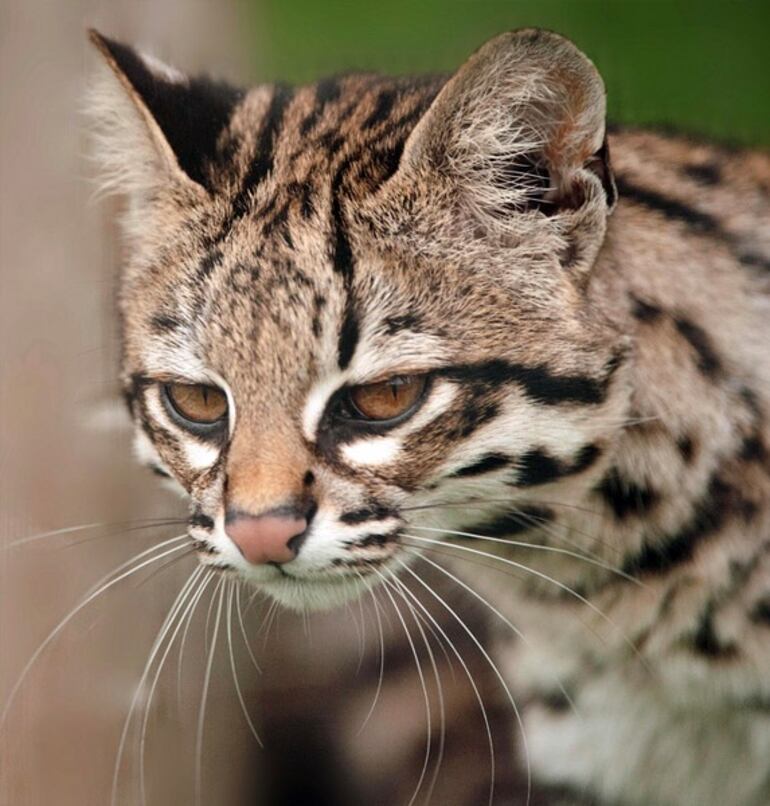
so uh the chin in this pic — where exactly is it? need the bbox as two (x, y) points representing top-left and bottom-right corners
(252, 570), (380, 612)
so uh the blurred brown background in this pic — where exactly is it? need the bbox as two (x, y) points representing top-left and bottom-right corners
(1, 1), (767, 805)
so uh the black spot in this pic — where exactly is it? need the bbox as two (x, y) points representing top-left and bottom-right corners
(150, 465), (171, 479)
(384, 313), (422, 334)
(689, 602), (738, 659)
(299, 182), (315, 219)
(150, 313), (181, 332)
(451, 453), (511, 478)
(673, 317), (722, 378)
(198, 246), (223, 279)
(596, 468), (659, 520)
(740, 435), (768, 464)
(677, 435), (697, 463)
(355, 529), (400, 548)
(189, 512), (215, 530)
(631, 295), (664, 322)
(363, 89), (396, 130)
(339, 504), (396, 525)
(539, 690), (572, 713)
(623, 475), (750, 575)
(572, 443), (603, 473)
(616, 176), (717, 233)
(303, 470), (315, 487)
(684, 162), (722, 186)
(738, 252), (770, 272)
(90, 33), (244, 190)
(516, 449), (562, 487)
(750, 597), (770, 626)
(558, 238), (581, 269)
(337, 302), (359, 370)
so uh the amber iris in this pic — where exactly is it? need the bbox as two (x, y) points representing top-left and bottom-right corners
(165, 383), (227, 424)
(348, 375), (426, 421)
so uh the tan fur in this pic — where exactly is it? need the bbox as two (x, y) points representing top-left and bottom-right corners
(89, 28), (770, 805)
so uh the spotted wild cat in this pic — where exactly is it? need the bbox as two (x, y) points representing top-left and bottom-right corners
(87, 27), (770, 806)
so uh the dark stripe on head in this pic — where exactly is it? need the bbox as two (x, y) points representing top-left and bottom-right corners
(616, 176), (717, 233)
(384, 313), (422, 335)
(673, 317), (722, 378)
(452, 453), (511, 478)
(299, 77), (341, 136)
(363, 89), (396, 130)
(231, 84), (294, 219)
(337, 300), (359, 369)
(198, 245), (223, 279)
(439, 354), (621, 407)
(596, 468), (659, 519)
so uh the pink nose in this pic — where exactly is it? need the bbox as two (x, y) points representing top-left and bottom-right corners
(225, 511), (308, 565)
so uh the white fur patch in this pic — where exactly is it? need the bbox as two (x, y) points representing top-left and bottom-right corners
(342, 436), (401, 466)
(302, 371), (348, 441)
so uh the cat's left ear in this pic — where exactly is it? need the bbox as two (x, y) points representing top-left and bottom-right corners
(87, 29), (242, 197)
(397, 29), (616, 222)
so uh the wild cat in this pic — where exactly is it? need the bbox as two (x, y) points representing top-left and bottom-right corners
(78, 26), (770, 806)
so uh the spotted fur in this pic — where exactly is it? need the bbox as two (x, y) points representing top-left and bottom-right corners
(89, 27), (770, 805)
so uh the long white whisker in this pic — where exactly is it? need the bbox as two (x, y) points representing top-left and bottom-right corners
(235, 583), (262, 676)
(406, 549), (579, 718)
(390, 576), (446, 805)
(404, 535), (649, 670)
(1, 537), (189, 730)
(357, 586), (386, 735)
(407, 525), (643, 587)
(134, 567), (206, 806)
(395, 558), (533, 806)
(175, 570), (217, 709)
(195, 576), (225, 806)
(226, 580), (263, 747)
(375, 570), (433, 806)
(385, 566), (496, 806)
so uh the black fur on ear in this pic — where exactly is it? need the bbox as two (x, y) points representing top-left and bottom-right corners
(88, 29), (243, 190)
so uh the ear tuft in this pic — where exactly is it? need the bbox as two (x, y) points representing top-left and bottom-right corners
(401, 29), (613, 221)
(86, 29), (242, 199)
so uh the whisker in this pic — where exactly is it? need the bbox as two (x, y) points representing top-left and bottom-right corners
(403, 535), (650, 672)
(375, 570), (433, 806)
(195, 576), (226, 806)
(384, 567), (496, 806)
(235, 584), (262, 676)
(406, 549), (579, 718)
(407, 525), (642, 587)
(134, 567), (207, 806)
(389, 576), (446, 805)
(356, 586), (386, 735)
(4, 517), (186, 550)
(395, 559), (532, 806)
(176, 571), (217, 709)
(1, 536), (190, 730)
(226, 581), (263, 747)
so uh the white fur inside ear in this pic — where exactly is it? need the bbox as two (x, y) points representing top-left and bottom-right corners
(85, 61), (168, 201)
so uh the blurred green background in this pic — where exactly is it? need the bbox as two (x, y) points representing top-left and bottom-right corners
(240, 0), (769, 148)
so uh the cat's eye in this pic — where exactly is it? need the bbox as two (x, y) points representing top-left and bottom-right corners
(347, 375), (427, 422)
(163, 383), (228, 426)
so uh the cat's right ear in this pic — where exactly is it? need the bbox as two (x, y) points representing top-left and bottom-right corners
(86, 29), (242, 199)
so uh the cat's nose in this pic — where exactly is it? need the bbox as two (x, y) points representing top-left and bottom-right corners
(225, 506), (312, 565)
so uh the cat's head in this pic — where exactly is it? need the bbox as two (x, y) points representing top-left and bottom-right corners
(89, 28), (626, 610)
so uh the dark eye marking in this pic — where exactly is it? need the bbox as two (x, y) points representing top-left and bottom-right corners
(513, 443), (602, 488)
(595, 468), (660, 520)
(190, 511), (215, 530)
(350, 529), (401, 549)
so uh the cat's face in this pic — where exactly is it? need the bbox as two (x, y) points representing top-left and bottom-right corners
(92, 29), (625, 610)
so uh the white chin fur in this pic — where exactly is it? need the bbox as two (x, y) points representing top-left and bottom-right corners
(251, 572), (377, 612)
